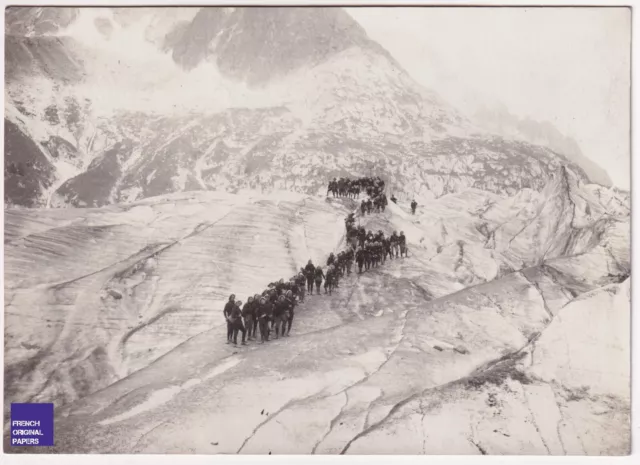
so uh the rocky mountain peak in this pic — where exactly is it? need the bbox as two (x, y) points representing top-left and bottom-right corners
(167, 7), (379, 86)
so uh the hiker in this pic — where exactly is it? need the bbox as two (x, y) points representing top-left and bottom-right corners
(399, 231), (408, 257)
(295, 272), (306, 302)
(390, 194), (397, 204)
(411, 200), (417, 215)
(390, 231), (400, 258)
(230, 300), (246, 345)
(273, 295), (288, 339)
(242, 297), (255, 341)
(356, 247), (365, 273)
(257, 297), (272, 343)
(345, 248), (354, 275)
(324, 266), (334, 295)
(223, 294), (236, 343)
(314, 266), (325, 294)
(252, 294), (260, 339)
(284, 290), (296, 336)
(383, 237), (392, 262)
(305, 260), (315, 295)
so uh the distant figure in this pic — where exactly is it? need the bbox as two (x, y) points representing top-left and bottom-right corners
(314, 266), (325, 295)
(257, 297), (272, 343)
(223, 294), (236, 344)
(295, 273), (306, 302)
(356, 248), (365, 273)
(391, 194), (397, 204)
(411, 200), (417, 215)
(399, 231), (408, 257)
(242, 297), (255, 341)
(305, 260), (315, 295)
(230, 300), (246, 345)
(390, 231), (400, 258)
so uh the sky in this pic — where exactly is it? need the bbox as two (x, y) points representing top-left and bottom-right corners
(347, 7), (631, 189)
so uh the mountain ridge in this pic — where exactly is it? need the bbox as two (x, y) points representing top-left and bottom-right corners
(4, 6), (614, 209)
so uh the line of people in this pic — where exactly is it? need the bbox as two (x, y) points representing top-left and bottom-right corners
(327, 176), (385, 200)
(223, 177), (407, 346)
(345, 212), (408, 271)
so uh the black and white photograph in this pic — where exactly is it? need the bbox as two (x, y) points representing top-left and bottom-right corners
(2, 3), (631, 456)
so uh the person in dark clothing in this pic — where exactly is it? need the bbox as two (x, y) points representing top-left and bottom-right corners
(223, 294), (236, 343)
(252, 293), (260, 338)
(242, 297), (255, 341)
(296, 273), (306, 302)
(284, 290), (296, 336)
(356, 248), (365, 273)
(273, 295), (291, 339)
(305, 260), (316, 295)
(411, 200), (417, 215)
(364, 246), (371, 271)
(390, 194), (397, 204)
(324, 266), (334, 295)
(366, 199), (373, 214)
(390, 231), (400, 258)
(345, 248), (354, 275)
(314, 266), (325, 294)
(327, 253), (335, 267)
(399, 231), (408, 257)
(257, 297), (272, 343)
(358, 228), (366, 248)
(275, 278), (287, 296)
(230, 300), (246, 345)
(360, 200), (366, 215)
(383, 238), (392, 262)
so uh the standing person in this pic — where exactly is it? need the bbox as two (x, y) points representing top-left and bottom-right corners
(284, 290), (296, 336)
(383, 237), (392, 262)
(230, 300), (246, 345)
(324, 266), (334, 295)
(356, 247), (365, 273)
(366, 199), (373, 214)
(358, 227), (366, 248)
(327, 253), (335, 267)
(314, 266), (325, 295)
(411, 200), (417, 215)
(364, 245), (371, 271)
(275, 278), (287, 296)
(242, 297), (255, 341)
(305, 260), (316, 295)
(390, 194), (397, 204)
(360, 200), (367, 216)
(252, 294), (260, 339)
(223, 294), (236, 344)
(345, 248), (354, 275)
(399, 231), (408, 257)
(296, 272), (306, 302)
(273, 295), (289, 339)
(257, 297), (271, 343)
(390, 231), (400, 258)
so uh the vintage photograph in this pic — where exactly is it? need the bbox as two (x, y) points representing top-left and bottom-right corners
(3, 5), (631, 455)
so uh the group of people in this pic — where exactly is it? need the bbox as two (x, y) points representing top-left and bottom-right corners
(223, 176), (409, 346)
(345, 214), (408, 272)
(327, 176), (386, 200)
(223, 274), (305, 346)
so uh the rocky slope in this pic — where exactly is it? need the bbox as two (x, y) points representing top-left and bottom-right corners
(5, 6), (603, 208)
(4, 167), (630, 454)
(472, 102), (613, 187)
